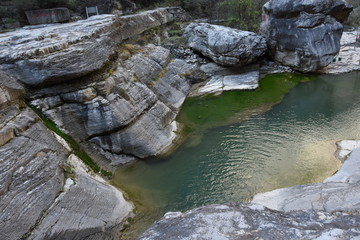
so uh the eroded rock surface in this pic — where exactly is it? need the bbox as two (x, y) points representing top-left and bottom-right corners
(0, 71), (132, 240)
(30, 44), (195, 168)
(138, 203), (360, 240)
(261, 0), (353, 72)
(0, 7), (188, 87)
(184, 23), (267, 66)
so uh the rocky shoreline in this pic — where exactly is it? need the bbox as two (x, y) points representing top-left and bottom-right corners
(0, 0), (359, 239)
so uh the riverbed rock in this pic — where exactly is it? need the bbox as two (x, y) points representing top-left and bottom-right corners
(261, 0), (353, 72)
(0, 7), (188, 87)
(184, 23), (267, 66)
(193, 63), (260, 95)
(138, 203), (360, 240)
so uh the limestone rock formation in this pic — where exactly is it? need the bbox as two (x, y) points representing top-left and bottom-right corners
(194, 63), (260, 95)
(261, 0), (353, 72)
(0, 7), (189, 87)
(0, 70), (133, 240)
(184, 23), (267, 66)
(138, 203), (360, 240)
(30, 44), (195, 168)
(0, 8), (195, 169)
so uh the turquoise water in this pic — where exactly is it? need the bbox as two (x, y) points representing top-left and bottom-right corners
(114, 71), (360, 237)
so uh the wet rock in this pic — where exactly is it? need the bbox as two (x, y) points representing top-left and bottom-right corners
(184, 23), (267, 66)
(261, 0), (353, 72)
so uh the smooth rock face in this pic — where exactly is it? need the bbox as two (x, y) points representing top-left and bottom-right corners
(0, 7), (187, 87)
(184, 23), (267, 66)
(318, 30), (360, 74)
(195, 63), (259, 95)
(261, 0), (353, 72)
(138, 203), (360, 240)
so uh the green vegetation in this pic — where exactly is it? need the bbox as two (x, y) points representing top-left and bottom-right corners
(178, 73), (315, 133)
(219, 0), (265, 31)
(29, 104), (112, 177)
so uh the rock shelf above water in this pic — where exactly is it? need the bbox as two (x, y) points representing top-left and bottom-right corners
(139, 141), (360, 239)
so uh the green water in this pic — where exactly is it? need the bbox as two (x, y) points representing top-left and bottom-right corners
(114, 71), (360, 238)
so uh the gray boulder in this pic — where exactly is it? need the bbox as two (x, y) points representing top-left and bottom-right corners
(261, 0), (353, 72)
(184, 23), (267, 66)
(0, 7), (188, 87)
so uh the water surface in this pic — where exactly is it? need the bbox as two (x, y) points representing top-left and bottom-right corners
(114, 71), (360, 238)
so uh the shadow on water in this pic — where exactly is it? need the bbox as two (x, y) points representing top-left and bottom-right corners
(113, 71), (360, 239)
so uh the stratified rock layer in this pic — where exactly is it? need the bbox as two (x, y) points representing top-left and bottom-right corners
(138, 203), (360, 240)
(184, 23), (267, 66)
(261, 0), (353, 72)
(30, 44), (195, 168)
(0, 70), (132, 240)
(0, 7), (188, 87)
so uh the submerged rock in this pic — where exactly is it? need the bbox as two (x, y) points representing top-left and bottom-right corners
(184, 23), (267, 66)
(261, 0), (353, 72)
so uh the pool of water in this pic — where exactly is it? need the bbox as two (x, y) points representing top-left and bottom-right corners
(113, 71), (360, 238)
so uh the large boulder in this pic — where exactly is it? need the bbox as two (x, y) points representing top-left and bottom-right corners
(261, 0), (353, 73)
(184, 23), (267, 66)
